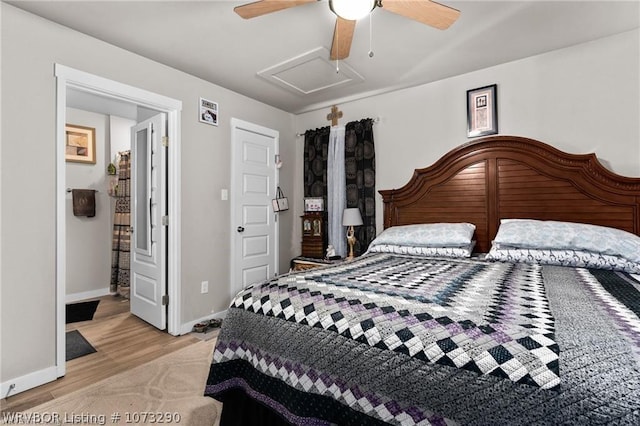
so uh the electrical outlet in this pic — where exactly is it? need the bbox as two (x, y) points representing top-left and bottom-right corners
(201, 281), (209, 294)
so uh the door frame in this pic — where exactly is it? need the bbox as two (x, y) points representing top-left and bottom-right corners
(54, 64), (182, 378)
(229, 118), (280, 300)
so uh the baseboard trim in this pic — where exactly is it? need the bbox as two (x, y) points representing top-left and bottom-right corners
(66, 288), (111, 304)
(1, 366), (58, 398)
(180, 310), (228, 335)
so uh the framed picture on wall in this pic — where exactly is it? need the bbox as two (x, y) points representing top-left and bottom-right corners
(199, 97), (218, 126)
(65, 124), (96, 164)
(304, 197), (324, 212)
(467, 84), (498, 138)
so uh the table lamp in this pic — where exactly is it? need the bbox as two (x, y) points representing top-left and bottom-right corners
(342, 208), (363, 260)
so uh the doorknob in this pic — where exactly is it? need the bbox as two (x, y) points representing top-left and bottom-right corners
(237, 226), (245, 233)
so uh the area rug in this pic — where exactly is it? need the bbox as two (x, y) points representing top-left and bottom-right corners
(65, 300), (100, 323)
(66, 330), (96, 361)
(26, 340), (221, 425)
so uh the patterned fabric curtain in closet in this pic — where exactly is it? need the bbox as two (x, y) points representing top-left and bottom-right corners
(110, 151), (131, 298)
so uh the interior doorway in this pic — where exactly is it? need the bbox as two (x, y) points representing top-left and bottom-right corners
(65, 107), (168, 326)
(55, 64), (183, 379)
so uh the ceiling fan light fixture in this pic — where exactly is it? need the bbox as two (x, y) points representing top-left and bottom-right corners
(330, 0), (376, 21)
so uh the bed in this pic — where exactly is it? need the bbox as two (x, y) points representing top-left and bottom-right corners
(205, 135), (640, 425)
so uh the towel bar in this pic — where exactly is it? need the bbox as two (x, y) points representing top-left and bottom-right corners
(66, 188), (98, 193)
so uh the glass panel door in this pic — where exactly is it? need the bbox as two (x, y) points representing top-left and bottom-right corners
(134, 125), (151, 256)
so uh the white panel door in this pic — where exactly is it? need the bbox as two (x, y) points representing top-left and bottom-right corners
(231, 119), (279, 298)
(130, 113), (167, 330)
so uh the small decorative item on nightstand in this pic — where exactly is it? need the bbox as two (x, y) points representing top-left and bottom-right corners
(326, 245), (336, 258)
(301, 212), (326, 258)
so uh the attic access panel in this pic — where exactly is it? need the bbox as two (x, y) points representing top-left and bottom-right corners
(257, 47), (364, 96)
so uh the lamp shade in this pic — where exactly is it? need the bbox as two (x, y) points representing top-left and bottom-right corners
(342, 208), (363, 226)
(330, 0), (376, 21)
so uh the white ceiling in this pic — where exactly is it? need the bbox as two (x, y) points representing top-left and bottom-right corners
(7, 0), (640, 114)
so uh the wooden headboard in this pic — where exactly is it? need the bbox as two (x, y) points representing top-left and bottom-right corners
(379, 136), (640, 253)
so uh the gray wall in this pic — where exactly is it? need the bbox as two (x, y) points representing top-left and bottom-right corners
(294, 29), (640, 249)
(1, 3), (296, 386)
(65, 108), (112, 299)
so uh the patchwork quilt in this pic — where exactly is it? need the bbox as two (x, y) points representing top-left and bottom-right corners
(205, 254), (640, 425)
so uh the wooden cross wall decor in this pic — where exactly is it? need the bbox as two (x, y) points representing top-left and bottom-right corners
(327, 105), (343, 126)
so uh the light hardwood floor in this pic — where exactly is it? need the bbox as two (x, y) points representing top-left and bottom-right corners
(0, 295), (200, 413)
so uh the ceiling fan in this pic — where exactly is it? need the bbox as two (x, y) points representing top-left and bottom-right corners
(234, 0), (460, 60)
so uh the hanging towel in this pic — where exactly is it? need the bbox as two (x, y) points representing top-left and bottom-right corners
(72, 189), (96, 217)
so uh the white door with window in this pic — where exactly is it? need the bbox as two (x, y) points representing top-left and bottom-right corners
(130, 113), (167, 329)
(230, 119), (279, 299)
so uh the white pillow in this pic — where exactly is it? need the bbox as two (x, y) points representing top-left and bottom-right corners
(492, 219), (640, 264)
(369, 223), (476, 248)
(486, 246), (640, 273)
(368, 242), (476, 258)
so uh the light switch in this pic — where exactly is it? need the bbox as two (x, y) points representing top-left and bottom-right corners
(221, 189), (228, 201)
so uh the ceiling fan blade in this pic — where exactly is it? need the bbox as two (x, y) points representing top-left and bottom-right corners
(330, 17), (356, 60)
(382, 0), (460, 29)
(234, 0), (316, 19)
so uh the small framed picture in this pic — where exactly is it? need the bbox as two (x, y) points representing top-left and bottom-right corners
(65, 124), (96, 164)
(199, 97), (218, 126)
(304, 197), (324, 212)
(467, 84), (498, 138)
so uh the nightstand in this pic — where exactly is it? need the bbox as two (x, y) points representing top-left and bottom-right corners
(290, 256), (344, 272)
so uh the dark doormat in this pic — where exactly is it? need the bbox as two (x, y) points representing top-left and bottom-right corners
(66, 330), (97, 361)
(66, 300), (100, 324)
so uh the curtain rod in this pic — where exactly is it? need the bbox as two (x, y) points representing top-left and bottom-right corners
(296, 117), (380, 137)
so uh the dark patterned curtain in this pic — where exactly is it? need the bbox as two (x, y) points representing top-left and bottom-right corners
(345, 119), (376, 255)
(303, 127), (330, 199)
(110, 151), (131, 298)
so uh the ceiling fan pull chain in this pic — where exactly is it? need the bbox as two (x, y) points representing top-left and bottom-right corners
(368, 9), (374, 58)
(335, 20), (340, 73)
